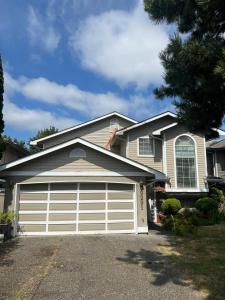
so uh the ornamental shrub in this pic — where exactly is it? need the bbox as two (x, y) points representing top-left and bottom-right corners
(195, 197), (218, 215)
(162, 214), (198, 235)
(161, 198), (181, 215)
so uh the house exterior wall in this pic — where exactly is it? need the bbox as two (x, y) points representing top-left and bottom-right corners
(0, 145), (24, 165)
(215, 150), (225, 179)
(5, 145), (150, 175)
(42, 117), (133, 149)
(125, 116), (173, 171)
(164, 126), (207, 191)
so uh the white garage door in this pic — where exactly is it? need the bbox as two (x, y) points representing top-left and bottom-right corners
(17, 182), (136, 235)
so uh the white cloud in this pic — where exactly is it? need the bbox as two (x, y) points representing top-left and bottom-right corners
(27, 6), (60, 52)
(3, 97), (77, 132)
(70, 1), (169, 88)
(4, 71), (174, 132)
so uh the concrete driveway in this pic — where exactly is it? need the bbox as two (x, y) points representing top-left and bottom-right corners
(0, 230), (203, 300)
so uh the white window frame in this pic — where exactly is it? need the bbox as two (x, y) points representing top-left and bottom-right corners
(174, 134), (199, 190)
(137, 136), (155, 157)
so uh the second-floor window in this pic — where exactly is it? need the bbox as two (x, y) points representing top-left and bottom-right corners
(175, 135), (197, 188)
(138, 137), (154, 156)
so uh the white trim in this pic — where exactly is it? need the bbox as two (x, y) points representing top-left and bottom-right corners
(0, 137), (165, 179)
(165, 188), (208, 193)
(1, 171), (151, 177)
(116, 112), (177, 135)
(30, 112), (137, 145)
(203, 137), (208, 178)
(174, 134), (199, 189)
(137, 226), (148, 233)
(137, 136), (155, 157)
(152, 122), (178, 135)
(46, 183), (50, 233)
(162, 133), (167, 175)
(17, 230), (136, 236)
(212, 128), (225, 136)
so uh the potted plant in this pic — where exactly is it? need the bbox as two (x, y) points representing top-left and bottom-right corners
(0, 211), (16, 240)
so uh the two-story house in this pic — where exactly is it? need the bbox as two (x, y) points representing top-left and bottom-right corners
(0, 111), (223, 236)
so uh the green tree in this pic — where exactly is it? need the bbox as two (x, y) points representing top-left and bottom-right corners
(144, 0), (225, 137)
(29, 126), (59, 153)
(0, 56), (5, 158)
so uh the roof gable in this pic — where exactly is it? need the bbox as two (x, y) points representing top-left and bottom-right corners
(0, 138), (165, 179)
(116, 111), (177, 135)
(31, 112), (137, 146)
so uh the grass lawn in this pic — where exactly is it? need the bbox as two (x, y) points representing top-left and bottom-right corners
(161, 223), (225, 300)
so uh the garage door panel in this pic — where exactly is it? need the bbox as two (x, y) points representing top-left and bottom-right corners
(80, 183), (105, 190)
(79, 213), (105, 221)
(50, 183), (77, 191)
(108, 183), (133, 192)
(108, 212), (133, 220)
(79, 203), (105, 210)
(20, 193), (47, 201)
(50, 193), (77, 201)
(79, 223), (105, 231)
(19, 214), (46, 221)
(48, 224), (76, 232)
(79, 193), (105, 201)
(20, 184), (48, 192)
(108, 202), (133, 210)
(108, 223), (134, 230)
(49, 203), (76, 210)
(19, 224), (46, 232)
(108, 192), (133, 200)
(18, 182), (136, 235)
(19, 203), (47, 211)
(49, 214), (76, 221)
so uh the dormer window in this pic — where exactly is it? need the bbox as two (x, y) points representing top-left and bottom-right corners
(110, 118), (119, 131)
(69, 148), (86, 158)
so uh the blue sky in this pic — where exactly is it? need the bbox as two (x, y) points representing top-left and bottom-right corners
(1, 0), (175, 142)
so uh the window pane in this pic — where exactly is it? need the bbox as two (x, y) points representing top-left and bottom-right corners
(139, 138), (153, 155)
(175, 136), (196, 188)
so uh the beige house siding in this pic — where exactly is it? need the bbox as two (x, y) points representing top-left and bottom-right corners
(5, 144), (150, 175)
(165, 126), (207, 190)
(126, 116), (174, 171)
(0, 193), (4, 212)
(43, 117), (133, 149)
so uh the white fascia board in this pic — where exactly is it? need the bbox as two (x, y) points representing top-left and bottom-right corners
(0, 137), (165, 179)
(152, 123), (178, 135)
(212, 128), (225, 136)
(116, 111), (177, 135)
(30, 112), (137, 145)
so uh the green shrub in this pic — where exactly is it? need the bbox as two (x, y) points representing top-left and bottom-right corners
(0, 211), (16, 224)
(162, 214), (198, 235)
(210, 187), (224, 203)
(161, 198), (181, 215)
(195, 197), (218, 215)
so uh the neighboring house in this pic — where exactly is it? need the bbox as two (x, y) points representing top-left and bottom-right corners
(0, 139), (28, 165)
(0, 139), (28, 212)
(0, 111), (224, 236)
(207, 139), (225, 182)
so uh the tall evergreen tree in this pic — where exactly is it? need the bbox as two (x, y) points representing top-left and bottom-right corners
(144, 0), (225, 137)
(0, 56), (5, 157)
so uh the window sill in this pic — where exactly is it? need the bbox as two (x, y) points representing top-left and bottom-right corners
(138, 154), (154, 158)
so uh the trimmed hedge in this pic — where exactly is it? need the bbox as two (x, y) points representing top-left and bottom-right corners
(161, 198), (181, 215)
(195, 197), (218, 215)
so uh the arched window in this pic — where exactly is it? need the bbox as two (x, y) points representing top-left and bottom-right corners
(69, 148), (86, 158)
(110, 118), (119, 130)
(175, 135), (197, 188)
